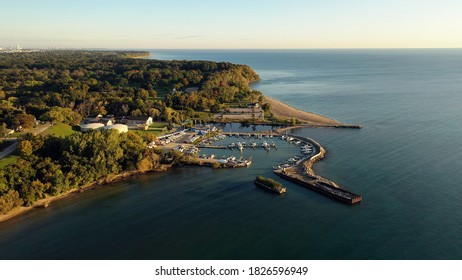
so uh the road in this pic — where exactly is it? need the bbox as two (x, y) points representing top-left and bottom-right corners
(0, 140), (18, 159)
(0, 123), (52, 160)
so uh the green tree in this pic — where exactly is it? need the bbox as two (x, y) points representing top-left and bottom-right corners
(42, 106), (82, 125)
(0, 189), (23, 214)
(262, 103), (271, 112)
(0, 123), (7, 138)
(210, 104), (221, 113)
(12, 113), (36, 129)
(18, 140), (33, 157)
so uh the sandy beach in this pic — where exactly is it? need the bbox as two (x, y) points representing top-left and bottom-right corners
(264, 96), (341, 126)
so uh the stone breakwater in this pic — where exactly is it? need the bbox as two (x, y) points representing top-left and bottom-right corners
(274, 133), (362, 205)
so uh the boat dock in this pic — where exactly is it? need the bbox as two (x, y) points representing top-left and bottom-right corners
(273, 134), (362, 205)
(199, 145), (275, 150)
(274, 169), (362, 204)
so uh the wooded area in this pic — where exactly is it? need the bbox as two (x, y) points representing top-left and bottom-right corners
(0, 50), (261, 214)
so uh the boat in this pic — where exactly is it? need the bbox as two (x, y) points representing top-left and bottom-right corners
(254, 175), (286, 195)
(272, 165), (281, 170)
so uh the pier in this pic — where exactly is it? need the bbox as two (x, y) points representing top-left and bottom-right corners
(199, 145), (275, 150)
(273, 134), (362, 205)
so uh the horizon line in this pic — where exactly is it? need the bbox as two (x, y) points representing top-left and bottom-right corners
(11, 47), (462, 51)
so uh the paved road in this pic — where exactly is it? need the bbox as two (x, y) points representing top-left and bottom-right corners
(30, 123), (52, 135)
(0, 140), (18, 159)
(0, 123), (52, 160)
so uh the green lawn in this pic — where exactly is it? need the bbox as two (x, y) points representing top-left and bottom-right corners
(149, 122), (168, 129)
(136, 129), (166, 137)
(42, 123), (78, 137)
(0, 151), (20, 168)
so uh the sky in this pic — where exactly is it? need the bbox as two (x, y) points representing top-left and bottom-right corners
(1, 0), (462, 49)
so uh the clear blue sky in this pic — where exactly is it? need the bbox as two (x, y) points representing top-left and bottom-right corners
(1, 0), (461, 49)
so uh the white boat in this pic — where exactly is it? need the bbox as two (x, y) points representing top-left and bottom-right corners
(262, 141), (270, 150)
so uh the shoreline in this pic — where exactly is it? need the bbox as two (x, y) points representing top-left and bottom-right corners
(264, 96), (339, 126)
(0, 166), (171, 223)
(0, 96), (361, 223)
(264, 96), (361, 128)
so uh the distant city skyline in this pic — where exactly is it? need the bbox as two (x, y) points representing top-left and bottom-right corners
(1, 0), (462, 49)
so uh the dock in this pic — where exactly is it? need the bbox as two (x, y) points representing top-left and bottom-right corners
(199, 145), (275, 150)
(273, 134), (362, 205)
(274, 169), (362, 204)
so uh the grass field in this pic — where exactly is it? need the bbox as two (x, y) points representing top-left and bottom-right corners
(42, 123), (78, 137)
(149, 122), (168, 129)
(0, 151), (20, 168)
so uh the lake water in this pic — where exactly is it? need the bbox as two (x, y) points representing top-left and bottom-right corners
(1, 49), (462, 259)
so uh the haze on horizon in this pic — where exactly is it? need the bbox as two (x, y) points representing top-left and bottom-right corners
(1, 0), (461, 49)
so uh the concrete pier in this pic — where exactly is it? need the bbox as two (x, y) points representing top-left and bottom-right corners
(274, 134), (362, 205)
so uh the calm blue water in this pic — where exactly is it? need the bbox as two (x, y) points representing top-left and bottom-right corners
(1, 49), (462, 259)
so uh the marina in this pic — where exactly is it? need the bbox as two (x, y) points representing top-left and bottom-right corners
(189, 127), (361, 204)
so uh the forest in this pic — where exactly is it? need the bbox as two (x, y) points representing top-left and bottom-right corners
(0, 50), (261, 214)
(0, 50), (261, 129)
(0, 129), (165, 214)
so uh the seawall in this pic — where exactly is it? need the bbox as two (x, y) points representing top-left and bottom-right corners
(274, 133), (362, 205)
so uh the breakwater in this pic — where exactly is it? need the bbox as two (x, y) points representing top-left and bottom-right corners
(273, 134), (362, 205)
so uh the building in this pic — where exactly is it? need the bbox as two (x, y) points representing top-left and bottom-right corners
(82, 114), (114, 126)
(215, 107), (264, 121)
(120, 116), (153, 130)
(247, 102), (260, 109)
(80, 123), (105, 132)
(102, 124), (128, 133)
(184, 87), (199, 94)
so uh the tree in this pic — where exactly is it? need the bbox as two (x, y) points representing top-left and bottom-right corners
(210, 104), (221, 113)
(42, 106), (82, 125)
(131, 109), (142, 117)
(142, 133), (157, 143)
(12, 113), (35, 129)
(0, 189), (23, 214)
(20, 180), (46, 206)
(18, 140), (33, 157)
(148, 108), (161, 121)
(185, 108), (194, 119)
(0, 123), (7, 137)
(262, 103), (271, 112)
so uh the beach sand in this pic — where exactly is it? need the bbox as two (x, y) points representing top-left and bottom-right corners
(264, 96), (341, 126)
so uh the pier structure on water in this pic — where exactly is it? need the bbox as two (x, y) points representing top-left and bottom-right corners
(273, 134), (362, 205)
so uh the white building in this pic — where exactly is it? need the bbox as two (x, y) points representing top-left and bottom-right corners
(80, 123), (104, 132)
(102, 124), (128, 133)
